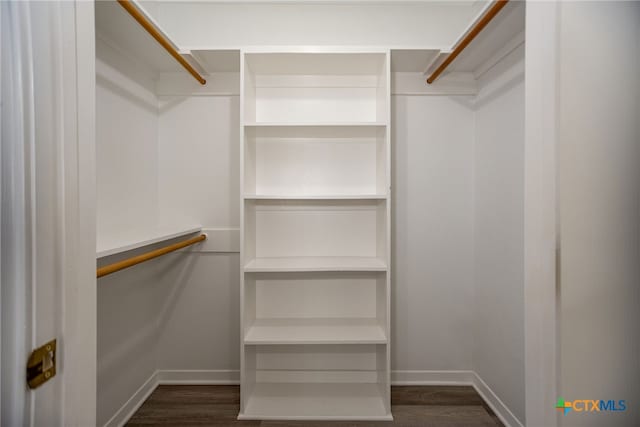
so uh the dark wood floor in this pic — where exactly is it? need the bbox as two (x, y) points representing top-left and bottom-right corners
(127, 385), (504, 426)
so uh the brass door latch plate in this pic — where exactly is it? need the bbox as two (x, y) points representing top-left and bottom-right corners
(27, 339), (56, 389)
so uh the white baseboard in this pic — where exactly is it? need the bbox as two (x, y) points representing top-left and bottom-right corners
(102, 370), (239, 427)
(472, 372), (524, 427)
(103, 371), (159, 427)
(158, 369), (477, 386)
(391, 370), (475, 385)
(157, 369), (240, 384)
(105, 369), (522, 427)
(391, 370), (523, 427)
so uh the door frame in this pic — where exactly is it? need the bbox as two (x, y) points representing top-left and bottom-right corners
(59, 1), (97, 425)
(523, 2), (559, 427)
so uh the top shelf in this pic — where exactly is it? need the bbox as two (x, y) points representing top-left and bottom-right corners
(425, 1), (525, 78)
(98, 0), (522, 81)
(95, 0), (209, 80)
(96, 0), (183, 73)
(446, 0), (525, 74)
(244, 122), (387, 128)
(244, 52), (387, 76)
(243, 52), (389, 125)
(390, 49), (442, 73)
(388, 2), (525, 79)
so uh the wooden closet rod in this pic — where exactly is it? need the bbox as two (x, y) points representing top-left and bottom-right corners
(117, 0), (206, 85)
(97, 234), (206, 278)
(427, 0), (509, 84)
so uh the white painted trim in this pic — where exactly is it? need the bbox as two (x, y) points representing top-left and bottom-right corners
(391, 371), (524, 427)
(180, 50), (209, 76)
(183, 228), (240, 253)
(157, 69), (484, 97)
(168, 1), (481, 4)
(103, 372), (159, 427)
(392, 71), (477, 96)
(156, 71), (240, 96)
(450, 0), (495, 51)
(472, 373), (524, 427)
(157, 370), (241, 385)
(391, 370), (474, 385)
(473, 45), (525, 107)
(474, 31), (525, 80)
(102, 370), (239, 427)
(183, 45), (451, 53)
(65, 1), (98, 424)
(105, 370), (523, 427)
(242, 46), (390, 54)
(422, 50), (449, 76)
(128, 0), (181, 55)
(238, 414), (394, 421)
(524, 2), (558, 426)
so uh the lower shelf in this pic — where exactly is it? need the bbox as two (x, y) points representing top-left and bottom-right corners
(244, 256), (387, 272)
(239, 382), (391, 420)
(244, 318), (387, 345)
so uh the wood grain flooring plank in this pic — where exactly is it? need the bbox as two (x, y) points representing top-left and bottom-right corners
(388, 405), (501, 426)
(125, 385), (504, 427)
(391, 386), (484, 406)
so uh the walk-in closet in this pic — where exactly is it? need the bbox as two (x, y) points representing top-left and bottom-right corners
(94, 0), (527, 423)
(2, 1), (638, 426)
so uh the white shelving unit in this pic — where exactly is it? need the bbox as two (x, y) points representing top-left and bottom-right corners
(239, 50), (392, 420)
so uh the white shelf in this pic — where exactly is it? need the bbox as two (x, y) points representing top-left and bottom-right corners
(244, 318), (386, 345)
(96, 225), (202, 258)
(244, 51), (387, 75)
(189, 49), (240, 73)
(391, 49), (442, 73)
(430, 1), (525, 76)
(244, 257), (387, 273)
(244, 124), (387, 197)
(239, 382), (391, 421)
(244, 122), (387, 128)
(244, 194), (387, 200)
(95, 0), (202, 75)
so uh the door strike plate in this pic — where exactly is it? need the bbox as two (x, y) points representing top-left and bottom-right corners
(26, 339), (56, 389)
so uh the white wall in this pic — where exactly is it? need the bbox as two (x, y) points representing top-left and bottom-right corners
(96, 53), (242, 424)
(558, 2), (640, 426)
(473, 45), (525, 425)
(155, 253), (240, 372)
(96, 38), (163, 426)
(96, 4), (536, 424)
(154, 1), (483, 48)
(98, 69), (500, 425)
(149, 86), (477, 382)
(156, 92), (241, 373)
(157, 95), (240, 228)
(96, 38), (159, 238)
(97, 257), (165, 426)
(392, 95), (475, 371)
